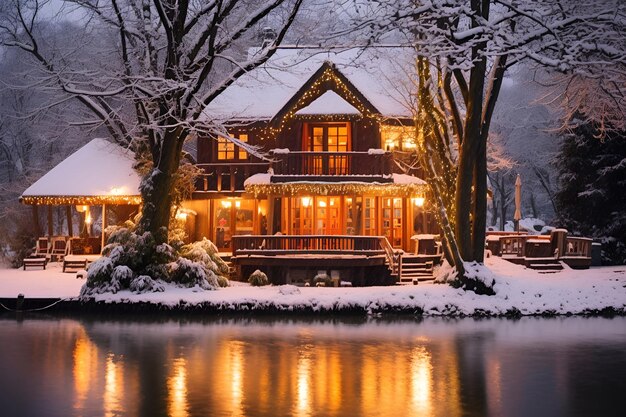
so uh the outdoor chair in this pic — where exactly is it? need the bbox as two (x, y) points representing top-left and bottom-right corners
(33, 237), (50, 259)
(50, 237), (68, 262)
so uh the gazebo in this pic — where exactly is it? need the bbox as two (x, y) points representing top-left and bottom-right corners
(20, 138), (142, 252)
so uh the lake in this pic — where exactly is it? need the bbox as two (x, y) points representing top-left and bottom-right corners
(0, 315), (625, 417)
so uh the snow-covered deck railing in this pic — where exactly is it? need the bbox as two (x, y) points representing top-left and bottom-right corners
(195, 162), (270, 193)
(270, 151), (393, 177)
(232, 234), (399, 275)
(495, 232), (593, 269)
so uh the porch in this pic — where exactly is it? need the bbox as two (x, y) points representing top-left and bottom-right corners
(231, 234), (400, 286)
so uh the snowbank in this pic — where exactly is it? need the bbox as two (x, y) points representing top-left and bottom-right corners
(2, 257), (625, 316)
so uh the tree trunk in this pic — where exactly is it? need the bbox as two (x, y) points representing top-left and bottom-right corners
(138, 129), (184, 243)
(472, 139), (487, 262)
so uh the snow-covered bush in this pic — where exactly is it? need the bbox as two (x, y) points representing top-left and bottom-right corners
(248, 269), (269, 286)
(130, 275), (164, 294)
(179, 238), (229, 276)
(168, 257), (219, 290)
(80, 223), (227, 296)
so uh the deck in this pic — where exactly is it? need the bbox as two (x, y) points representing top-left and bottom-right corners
(231, 235), (400, 286)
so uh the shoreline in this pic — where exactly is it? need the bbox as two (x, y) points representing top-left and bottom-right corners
(2, 296), (624, 318)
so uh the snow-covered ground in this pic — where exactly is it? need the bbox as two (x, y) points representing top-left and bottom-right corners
(1, 257), (625, 316)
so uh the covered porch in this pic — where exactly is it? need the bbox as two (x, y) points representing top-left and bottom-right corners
(19, 139), (141, 270)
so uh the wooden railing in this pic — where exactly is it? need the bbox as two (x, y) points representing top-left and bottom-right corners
(564, 237), (592, 257)
(499, 236), (527, 257)
(270, 151), (393, 177)
(195, 162), (270, 192)
(232, 235), (398, 271)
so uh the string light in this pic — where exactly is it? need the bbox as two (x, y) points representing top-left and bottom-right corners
(245, 182), (426, 198)
(20, 195), (142, 205)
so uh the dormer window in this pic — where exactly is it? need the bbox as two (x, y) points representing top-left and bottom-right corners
(217, 133), (249, 160)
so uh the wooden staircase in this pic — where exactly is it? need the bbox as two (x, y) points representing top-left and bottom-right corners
(525, 257), (564, 272)
(397, 255), (434, 285)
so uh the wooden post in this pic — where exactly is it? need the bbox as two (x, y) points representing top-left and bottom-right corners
(101, 204), (107, 253)
(66, 206), (73, 236)
(32, 205), (41, 237)
(47, 205), (53, 237)
(267, 195), (275, 235)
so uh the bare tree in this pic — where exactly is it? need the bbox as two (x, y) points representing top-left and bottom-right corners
(0, 0), (304, 244)
(350, 0), (625, 289)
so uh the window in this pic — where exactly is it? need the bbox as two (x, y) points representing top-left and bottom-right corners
(380, 125), (417, 151)
(217, 133), (249, 160)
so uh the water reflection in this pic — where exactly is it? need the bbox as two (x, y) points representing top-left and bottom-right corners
(1, 316), (626, 417)
(167, 358), (188, 417)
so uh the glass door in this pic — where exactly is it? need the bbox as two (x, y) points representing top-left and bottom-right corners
(382, 198), (403, 248)
(305, 123), (350, 175)
(315, 197), (341, 235)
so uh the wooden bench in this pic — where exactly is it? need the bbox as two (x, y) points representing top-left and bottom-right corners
(23, 257), (47, 270)
(63, 259), (88, 272)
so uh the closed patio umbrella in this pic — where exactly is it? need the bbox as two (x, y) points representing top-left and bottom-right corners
(514, 174), (522, 232)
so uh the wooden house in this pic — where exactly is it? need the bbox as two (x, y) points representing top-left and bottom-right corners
(181, 48), (443, 285)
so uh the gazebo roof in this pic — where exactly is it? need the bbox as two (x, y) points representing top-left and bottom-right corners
(21, 138), (142, 205)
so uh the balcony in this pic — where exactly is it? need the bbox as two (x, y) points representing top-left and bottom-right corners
(195, 162), (270, 194)
(270, 151), (393, 182)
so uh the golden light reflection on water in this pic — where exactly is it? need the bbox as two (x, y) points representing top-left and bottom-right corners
(229, 341), (245, 417)
(295, 349), (312, 417)
(167, 357), (189, 417)
(104, 354), (125, 417)
(410, 346), (433, 415)
(66, 322), (466, 416)
(73, 331), (98, 411)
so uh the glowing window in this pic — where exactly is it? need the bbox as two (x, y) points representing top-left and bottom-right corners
(217, 133), (249, 160)
(380, 125), (416, 151)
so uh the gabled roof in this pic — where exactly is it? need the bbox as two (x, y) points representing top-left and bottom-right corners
(295, 90), (360, 115)
(21, 138), (141, 205)
(202, 47), (416, 122)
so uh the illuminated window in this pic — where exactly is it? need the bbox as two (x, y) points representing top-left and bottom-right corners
(380, 125), (417, 151)
(217, 137), (235, 160)
(238, 134), (248, 160)
(217, 133), (249, 160)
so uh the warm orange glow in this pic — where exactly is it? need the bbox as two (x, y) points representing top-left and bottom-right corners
(73, 332), (98, 410)
(104, 354), (125, 417)
(412, 197), (425, 207)
(221, 200), (232, 208)
(167, 358), (189, 417)
(410, 346), (433, 415)
(301, 197), (312, 208)
(295, 352), (312, 417)
(235, 200), (241, 208)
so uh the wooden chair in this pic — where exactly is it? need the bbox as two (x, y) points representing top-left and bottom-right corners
(33, 237), (50, 259)
(50, 237), (68, 262)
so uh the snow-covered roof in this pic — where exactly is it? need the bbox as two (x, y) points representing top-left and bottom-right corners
(202, 47), (415, 121)
(295, 90), (360, 115)
(21, 138), (141, 205)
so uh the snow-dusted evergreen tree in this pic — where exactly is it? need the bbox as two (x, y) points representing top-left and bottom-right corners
(555, 121), (626, 265)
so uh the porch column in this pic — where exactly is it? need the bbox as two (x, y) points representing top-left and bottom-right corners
(47, 205), (53, 237)
(101, 204), (107, 253)
(66, 206), (73, 236)
(267, 195), (275, 235)
(32, 205), (41, 237)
